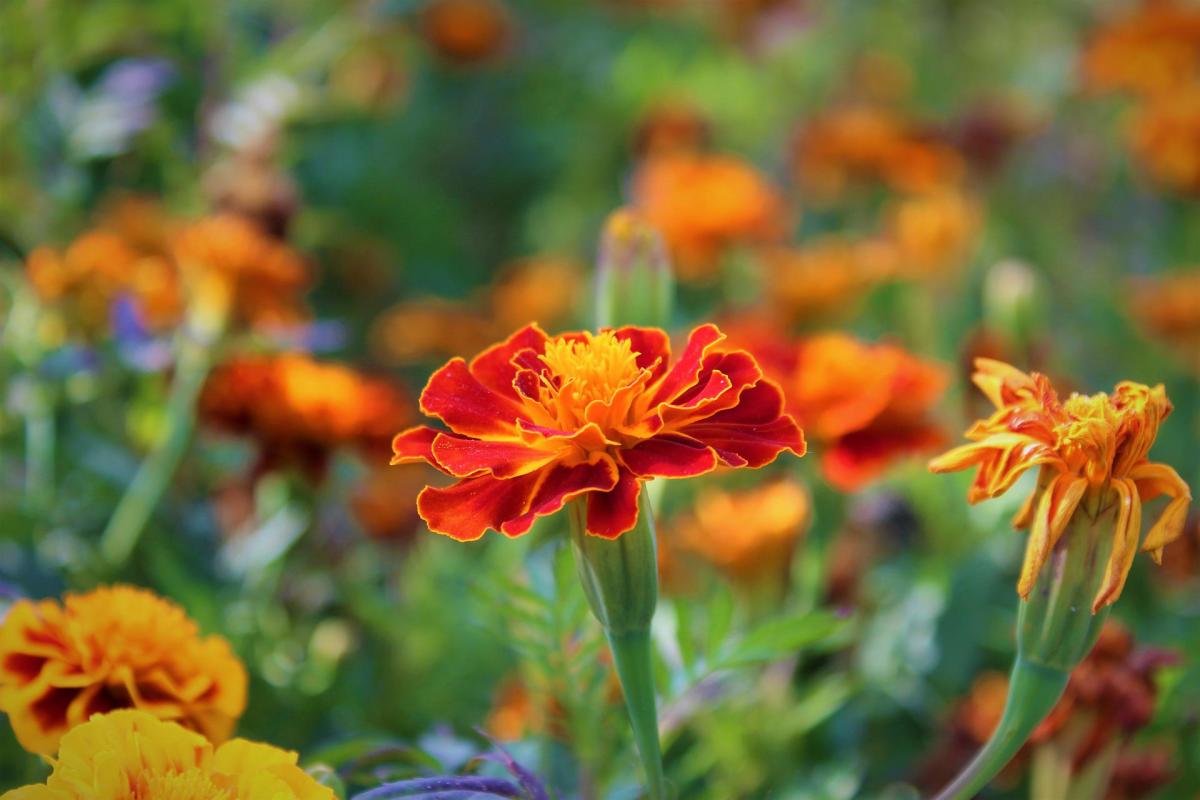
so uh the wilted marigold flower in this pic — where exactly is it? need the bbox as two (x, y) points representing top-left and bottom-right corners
(746, 331), (947, 491)
(930, 359), (1192, 610)
(0, 586), (246, 757)
(669, 478), (809, 587)
(200, 353), (412, 478)
(631, 153), (786, 281)
(1080, 0), (1200, 98)
(1, 709), (332, 800)
(392, 323), (806, 540)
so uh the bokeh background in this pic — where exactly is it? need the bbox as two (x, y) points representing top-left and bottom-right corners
(2, 0), (1200, 797)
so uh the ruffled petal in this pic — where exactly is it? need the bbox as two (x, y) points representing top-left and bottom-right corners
(586, 468), (642, 539)
(648, 323), (724, 407)
(416, 472), (543, 541)
(420, 358), (530, 438)
(431, 433), (558, 478)
(391, 426), (441, 466)
(1093, 479), (1143, 611)
(499, 458), (620, 537)
(612, 326), (671, 381)
(619, 434), (718, 478)
(678, 381), (806, 467)
(469, 324), (549, 401)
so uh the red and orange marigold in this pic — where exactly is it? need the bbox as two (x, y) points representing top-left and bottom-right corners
(930, 359), (1192, 609)
(0, 586), (247, 757)
(392, 323), (806, 541)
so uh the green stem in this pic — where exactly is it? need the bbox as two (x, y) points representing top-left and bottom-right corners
(99, 328), (216, 567)
(568, 488), (668, 800)
(23, 378), (55, 515)
(933, 657), (1069, 800)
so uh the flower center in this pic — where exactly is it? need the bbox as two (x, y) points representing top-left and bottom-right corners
(539, 331), (641, 411)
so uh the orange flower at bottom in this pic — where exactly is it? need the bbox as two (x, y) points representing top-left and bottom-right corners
(392, 323), (806, 541)
(743, 330), (947, 491)
(0, 586), (246, 757)
(2, 709), (332, 800)
(931, 359), (1192, 610)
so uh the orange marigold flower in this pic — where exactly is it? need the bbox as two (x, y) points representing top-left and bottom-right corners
(171, 214), (310, 329)
(0, 586), (246, 757)
(760, 238), (897, 322)
(421, 0), (512, 64)
(1080, 0), (1200, 98)
(745, 331), (946, 491)
(200, 353), (412, 479)
(669, 478), (809, 587)
(791, 104), (965, 201)
(632, 100), (710, 158)
(350, 465), (437, 540)
(1128, 86), (1200, 194)
(884, 189), (980, 277)
(1129, 270), (1200, 365)
(370, 298), (497, 365)
(490, 256), (583, 331)
(392, 323), (806, 541)
(1, 709), (331, 800)
(930, 359), (1192, 610)
(631, 153), (786, 281)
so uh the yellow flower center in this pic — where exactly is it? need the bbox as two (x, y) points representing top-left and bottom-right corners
(539, 331), (642, 410)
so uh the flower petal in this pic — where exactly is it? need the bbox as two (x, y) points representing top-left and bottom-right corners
(1131, 462), (1192, 561)
(679, 381), (806, 467)
(469, 324), (549, 401)
(1016, 474), (1087, 599)
(1093, 479), (1142, 611)
(420, 358), (530, 438)
(391, 426), (441, 466)
(431, 433), (558, 478)
(586, 468), (642, 539)
(620, 434), (718, 478)
(416, 472), (542, 541)
(612, 326), (671, 381)
(499, 458), (620, 537)
(822, 424), (945, 491)
(649, 323), (724, 407)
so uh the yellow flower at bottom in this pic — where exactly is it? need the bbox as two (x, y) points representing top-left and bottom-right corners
(2, 709), (332, 800)
(930, 359), (1192, 610)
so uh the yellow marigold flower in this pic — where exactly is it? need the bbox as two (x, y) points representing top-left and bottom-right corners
(0, 586), (247, 757)
(1, 709), (332, 800)
(930, 359), (1192, 610)
(670, 478), (809, 587)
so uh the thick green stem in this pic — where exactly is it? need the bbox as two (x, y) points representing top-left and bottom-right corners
(931, 496), (1116, 800)
(99, 328), (216, 567)
(568, 488), (667, 800)
(934, 657), (1069, 800)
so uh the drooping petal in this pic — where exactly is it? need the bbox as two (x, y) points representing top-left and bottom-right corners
(468, 324), (549, 401)
(499, 458), (620, 537)
(586, 468), (642, 539)
(430, 433), (558, 478)
(619, 434), (718, 478)
(1131, 462), (1192, 561)
(1016, 474), (1087, 599)
(416, 472), (542, 541)
(679, 381), (806, 467)
(420, 358), (530, 438)
(648, 323), (724, 407)
(1093, 479), (1143, 611)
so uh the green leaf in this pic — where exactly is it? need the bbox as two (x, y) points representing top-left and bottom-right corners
(715, 611), (850, 669)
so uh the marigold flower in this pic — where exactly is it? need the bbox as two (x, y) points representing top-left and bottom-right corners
(1128, 86), (1200, 193)
(392, 323), (806, 541)
(200, 353), (412, 479)
(791, 104), (965, 200)
(1129, 270), (1200, 364)
(350, 465), (437, 540)
(421, 0), (511, 64)
(631, 153), (786, 281)
(490, 256), (583, 331)
(171, 214), (310, 330)
(0, 586), (246, 757)
(884, 189), (980, 277)
(669, 478), (809, 586)
(1080, 0), (1200, 98)
(1, 709), (332, 800)
(745, 331), (946, 491)
(632, 100), (710, 158)
(930, 359), (1192, 610)
(760, 238), (896, 322)
(369, 298), (497, 365)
